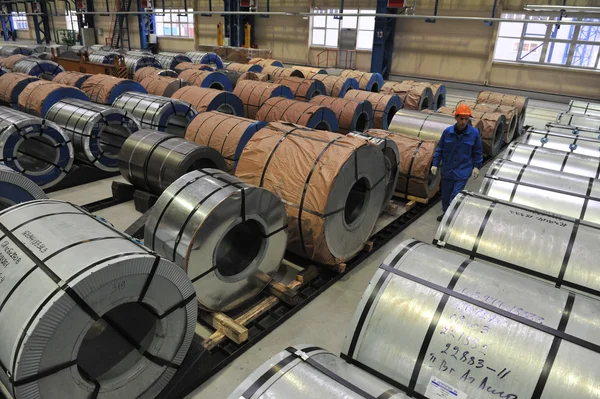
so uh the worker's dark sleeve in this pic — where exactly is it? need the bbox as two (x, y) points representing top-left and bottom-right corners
(472, 129), (483, 169)
(432, 130), (446, 167)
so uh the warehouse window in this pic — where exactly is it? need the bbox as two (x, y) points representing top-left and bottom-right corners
(11, 12), (28, 30)
(65, 10), (78, 31)
(155, 9), (194, 37)
(310, 8), (376, 51)
(494, 13), (600, 70)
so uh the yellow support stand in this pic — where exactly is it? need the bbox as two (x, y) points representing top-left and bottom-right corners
(244, 23), (251, 48)
(217, 22), (224, 46)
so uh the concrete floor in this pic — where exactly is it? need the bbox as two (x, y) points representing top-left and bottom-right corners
(44, 88), (568, 399)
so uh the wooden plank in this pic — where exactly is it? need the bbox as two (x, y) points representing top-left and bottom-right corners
(362, 240), (374, 253)
(296, 265), (319, 284)
(404, 200), (417, 212)
(393, 192), (429, 204)
(211, 313), (248, 344)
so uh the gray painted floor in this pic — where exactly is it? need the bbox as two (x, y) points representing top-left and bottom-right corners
(44, 89), (567, 399)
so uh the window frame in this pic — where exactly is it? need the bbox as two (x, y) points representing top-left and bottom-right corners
(11, 12), (28, 31)
(309, 8), (376, 51)
(155, 8), (194, 38)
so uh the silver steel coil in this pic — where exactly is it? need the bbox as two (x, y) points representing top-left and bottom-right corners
(124, 54), (161, 76)
(88, 50), (120, 65)
(68, 45), (88, 54)
(184, 51), (223, 68)
(556, 112), (600, 130)
(112, 91), (198, 137)
(89, 44), (113, 52)
(0, 107), (73, 189)
(156, 52), (192, 70)
(0, 199), (196, 399)
(0, 163), (47, 209)
(481, 159), (600, 223)
(566, 100), (600, 118)
(342, 239), (600, 399)
(517, 128), (600, 158)
(46, 98), (141, 172)
(229, 344), (409, 399)
(0, 45), (33, 56)
(118, 130), (227, 194)
(145, 169), (287, 312)
(435, 191), (600, 300)
(545, 122), (600, 138)
(502, 142), (600, 178)
(11, 58), (64, 79)
(388, 109), (456, 142)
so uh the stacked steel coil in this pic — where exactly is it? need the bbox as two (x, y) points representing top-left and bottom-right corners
(118, 130), (226, 194)
(381, 81), (433, 111)
(52, 71), (92, 88)
(272, 76), (327, 101)
(12, 59), (65, 79)
(46, 98), (140, 171)
(185, 51), (224, 68)
(0, 199), (196, 399)
(0, 45), (33, 56)
(133, 66), (178, 82)
(0, 72), (38, 108)
(459, 100), (519, 143)
(124, 54), (162, 76)
(0, 163), (47, 210)
(401, 80), (446, 110)
(566, 100), (600, 118)
(178, 69), (232, 91)
(89, 44), (113, 52)
(139, 75), (190, 97)
(156, 51), (192, 70)
(310, 74), (359, 98)
(256, 97), (340, 132)
(544, 122), (600, 138)
(172, 86), (244, 116)
(556, 112), (600, 130)
(81, 74), (147, 105)
(518, 127), (600, 158)
(309, 95), (373, 134)
(389, 109), (485, 143)
(344, 90), (402, 130)
(18, 80), (90, 118)
(339, 70), (384, 92)
(232, 80), (294, 119)
(476, 91), (529, 135)
(88, 50), (121, 65)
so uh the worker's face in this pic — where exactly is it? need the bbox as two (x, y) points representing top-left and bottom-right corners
(455, 115), (469, 130)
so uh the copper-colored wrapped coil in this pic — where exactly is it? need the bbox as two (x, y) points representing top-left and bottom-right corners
(0, 54), (28, 69)
(262, 65), (304, 79)
(309, 95), (373, 134)
(256, 97), (339, 132)
(139, 75), (189, 97)
(380, 81), (433, 111)
(343, 90), (402, 130)
(272, 76), (326, 101)
(174, 62), (214, 74)
(52, 71), (92, 88)
(0, 72), (38, 108)
(232, 80), (293, 119)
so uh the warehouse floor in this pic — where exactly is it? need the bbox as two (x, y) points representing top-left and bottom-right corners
(45, 88), (568, 399)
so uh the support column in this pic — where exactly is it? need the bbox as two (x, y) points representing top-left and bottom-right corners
(370, 0), (398, 79)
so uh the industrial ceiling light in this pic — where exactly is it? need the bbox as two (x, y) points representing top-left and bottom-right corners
(523, 5), (600, 13)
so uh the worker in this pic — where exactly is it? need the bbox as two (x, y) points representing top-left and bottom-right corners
(431, 103), (483, 222)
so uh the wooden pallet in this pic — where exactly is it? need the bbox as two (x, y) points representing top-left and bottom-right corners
(393, 192), (431, 211)
(51, 49), (128, 78)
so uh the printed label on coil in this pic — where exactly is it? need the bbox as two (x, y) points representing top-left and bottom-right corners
(425, 377), (467, 399)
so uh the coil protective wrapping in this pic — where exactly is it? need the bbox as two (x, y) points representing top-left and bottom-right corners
(248, 58), (284, 68)
(236, 122), (386, 265)
(339, 70), (384, 92)
(556, 112), (600, 130)
(343, 239), (600, 399)
(156, 52), (192, 70)
(81, 74), (147, 105)
(229, 345), (409, 399)
(402, 80), (446, 110)
(185, 51), (224, 69)
(145, 169), (287, 312)
(52, 71), (92, 88)
(173, 62), (214, 74)
(256, 97), (340, 132)
(224, 62), (263, 73)
(133, 66), (178, 83)
(460, 101), (518, 143)
(0, 199), (197, 399)
(0, 163), (47, 210)
(343, 91), (402, 130)
(46, 98), (140, 172)
(272, 76), (327, 101)
(172, 86), (244, 116)
(292, 65), (328, 77)
(0, 55), (28, 70)
(0, 73), (38, 109)
(232, 80), (294, 119)
(435, 191), (600, 300)
(517, 128), (600, 158)
(0, 107), (73, 188)
(12, 59), (64, 79)
(476, 91), (529, 135)
(481, 159), (600, 224)
(139, 76), (190, 98)
(178, 69), (232, 91)
(381, 81), (433, 111)
(366, 129), (440, 199)
(18, 80), (90, 118)
(310, 74), (359, 98)
(389, 109), (484, 143)
(218, 69), (257, 89)
(310, 95), (373, 134)
(119, 129), (226, 194)
(124, 54), (162, 77)
(185, 111), (266, 172)
(112, 91), (198, 137)
(566, 100), (600, 118)
(261, 65), (304, 80)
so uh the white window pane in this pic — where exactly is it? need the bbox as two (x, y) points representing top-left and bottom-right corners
(357, 30), (374, 50)
(498, 21), (523, 38)
(342, 9), (357, 29)
(579, 24), (600, 42)
(313, 15), (326, 28)
(550, 18), (576, 40)
(327, 15), (339, 29)
(494, 37), (519, 61)
(312, 29), (325, 46)
(545, 42), (570, 64)
(572, 44), (599, 68)
(518, 40), (543, 62)
(325, 28), (339, 47)
(524, 22), (547, 38)
(157, 22), (164, 35)
(359, 10), (376, 31)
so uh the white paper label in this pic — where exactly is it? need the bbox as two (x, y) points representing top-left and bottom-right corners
(425, 376), (467, 399)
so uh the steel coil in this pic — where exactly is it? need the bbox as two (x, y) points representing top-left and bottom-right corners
(236, 122), (386, 265)
(185, 111), (266, 172)
(89, 44), (113, 52)
(0, 163), (47, 209)
(517, 128), (600, 158)
(112, 91), (197, 136)
(0, 199), (196, 398)
(133, 66), (178, 83)
(0, 45), (33, 56)
(381, 81), (433, 111)
(567, 100), (600, 118)
(502, 142), (600, 178)
(481, 159), (600, 223)
(0, 73), (38, 109)
(0, 55), (28, 70)
(339, 70), (384, 92)
(233, 80), (294, 119)
(343, 90), (402, 130)
(292, 65), (328, 77)
(224, 62), (262, 73)
(173, 62), (214, 74)
(256, 97), (340, 132)
(124, 54), (162, 76)
(88, 50), (120, 65)
(127, 49), (153, 56)
(310, 74), (359, 97)
(262, 65), (304, 80)
(46, 98), (140, 172)
(248, 58), (284, 68)
(401, 80), (446, 110)
(366, 129), (440, 199)
(139, 75), (190, 97)
(544, 122), (600, 138)
(218, 69), (251, 89)
(0, 107), (73, 188)
(82, 74), (147, 105)
(118, 130), (226, 194)
(145, 169), (287, 312)
(310, 95), (373, 134)
(18, 80), (90, 118)
(68, 44), (88, 54)
(178, 69), (232, 91)
(389, 110), (466, 143)
(435, 191), (600, 300)
(156, 52), (191, 70)
(343, 238), (600, 399)
(461, 101), (519, 143)
(172, 86), (244, 116)
(476, 91), (529, 135)
(12, 58), (64, 79)
(52, 71), (92, 88)
(229, 345), (409, 399)
(185, 51), (223, 68)
(272, 76), (327, 101)
(556, 112), (600, 130)
(348, 131), (399, 214)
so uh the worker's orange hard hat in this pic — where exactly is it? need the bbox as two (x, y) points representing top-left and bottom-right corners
(455, 103), (472, 117)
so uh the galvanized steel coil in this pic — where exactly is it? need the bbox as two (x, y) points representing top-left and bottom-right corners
(218, 69), (249, 89)
(112, 91), (197, 137)
(502, 142), (600, 178)
(0, 72), (38, 109)
(87, 50), (120, 65)
(229, 344), (409, 399)
(52, 71), (92, 88)
(256, 97), (340, 132)
(89, 44), (113, 52)
(0, 199), (197, 399)
(68, 44), (88, 54)
(272, 76), (327, 101)
(0, 163), (47, 209)
(342, 239), (600, 399)
(236, 122), (386, 265)
(310, 74), (359, 97)
(118, 129), (226, 194)
(12, 58), (64, 79)
(124, 54), (162, 76)
(544, 122), (600, 138)
(556, 112), (600, 130)
(18, 80), (90, 118)
(139, 75), (190, 98)
(310, 95), (373, 134)
(81, 74), (147, 105)
(0, 107), (73, 188)
(343, 90), (402, 130)
(233, 80), (294, 119)
(46, 98), (140, 172)
(156, 52), (192, 70)
(566, 100), (600, 118)
(481, 159), (600, 223)
(0, 45), (33, 56)
(185, 51), (224, 69)
(517, 128), (600, 158)
(172, 86), (244, 116)
(339, 70), (384, 92)
(388, 109), (457, 142)
(435, 191), (600, 300)
(145, 169), (287, 312)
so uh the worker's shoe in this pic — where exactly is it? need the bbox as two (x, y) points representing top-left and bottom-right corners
(436, 214), (444, 222)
